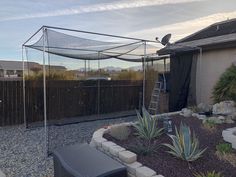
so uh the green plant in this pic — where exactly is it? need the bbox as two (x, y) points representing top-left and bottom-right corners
(134, 107), (163, 141)
(134, 107), (163, 153)
(194, 171), (223, 177)
(164, 123), (207, 162)
(203, 119), (216, 130)
(109, 124), (131, 140)
(216, 143), (232, 154)
(212, 65), (236, 103)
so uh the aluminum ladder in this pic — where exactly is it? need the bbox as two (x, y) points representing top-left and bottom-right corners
(148, 81), (162, 115)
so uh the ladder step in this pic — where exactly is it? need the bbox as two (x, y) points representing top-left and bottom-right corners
(152, 94), (159, 96)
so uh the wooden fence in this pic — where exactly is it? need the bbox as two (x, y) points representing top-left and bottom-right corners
(0, 80), (143, 126)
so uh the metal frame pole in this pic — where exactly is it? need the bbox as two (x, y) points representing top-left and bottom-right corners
(42, 27), (48, 157)
(97, 53), (101, 116)
(143, 41), (147, 108)
(22, 46), (27, 129)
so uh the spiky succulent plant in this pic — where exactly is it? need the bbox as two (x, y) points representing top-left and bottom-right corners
(194, 171), (223, 177)
(134, 107), (163, 141)
(134, 107), (163, 154)
(164, 123), (207, 162)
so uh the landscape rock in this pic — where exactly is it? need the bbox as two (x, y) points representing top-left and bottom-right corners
(198, 103), (212, 112)
(93, 137), (107, 147)
(225, 118), (235, 124)
(181, 108), (192, 117)
(125, 162), (142, 175)
(136, 166), (156, 177)
(192, 113), (198, 117)
(197, 114), (206, 120)
(119, 150), (137, 164)
(228, 112), (236, 120)
(102, 141), (116, 151)
(222, 128), (236, 149)
(218, 116), (225, 121)
(109, 145), (126, 157)
(213, 101), (236, 115)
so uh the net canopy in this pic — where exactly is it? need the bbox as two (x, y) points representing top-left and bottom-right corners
(22, 26), (170, 156)
(24, 26), (167, 62)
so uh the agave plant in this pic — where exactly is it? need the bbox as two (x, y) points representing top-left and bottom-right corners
(164, 123), (207, 162)
(134, 107), (163, 141)
(194, 171), (223, 177)
(134, 107), (163, 153)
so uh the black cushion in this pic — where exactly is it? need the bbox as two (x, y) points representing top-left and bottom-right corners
(53, 143), (127, 177)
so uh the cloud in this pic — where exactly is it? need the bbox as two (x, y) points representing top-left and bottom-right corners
(0, 0), (205, 22)
(126, 11), (236, 42)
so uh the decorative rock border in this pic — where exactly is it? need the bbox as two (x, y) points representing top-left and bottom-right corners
(222, 127), (236, 149)
(90, 122), (164, 177)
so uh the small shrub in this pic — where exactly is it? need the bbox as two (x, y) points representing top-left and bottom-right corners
(194, 171), (223, 177)
(164, 123), (207, 162)
(203, 119), (216, 130)
(216, 143), (232, 154)
(25, 71), (76, 80)
(212, 65), (236, 103)
(215, 151), (236, 167)
(134, 107), (163, 153)
(109, 124), (131, 140)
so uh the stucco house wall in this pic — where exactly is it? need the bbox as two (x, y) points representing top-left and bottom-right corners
(196, 47), (236, 104)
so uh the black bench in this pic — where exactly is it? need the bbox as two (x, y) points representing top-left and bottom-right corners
(53, 143), (127, 177)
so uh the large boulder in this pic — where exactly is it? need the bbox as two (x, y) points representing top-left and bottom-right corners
(197, 103), (212, 112)
(212, 101), (236, 115)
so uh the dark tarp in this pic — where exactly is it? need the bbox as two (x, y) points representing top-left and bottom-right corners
(187, 53), (198, 106)
(169, 52), (196, 111)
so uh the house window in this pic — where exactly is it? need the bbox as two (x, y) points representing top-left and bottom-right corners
(16, 70), (23, 77)
(6, 70), (15, 76)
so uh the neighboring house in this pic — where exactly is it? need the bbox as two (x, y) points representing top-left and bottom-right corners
(45, 65), (67, 71)
(0, 60), (67, 79)
(158, 18), (236, 111)
(0, 60), (41, 78)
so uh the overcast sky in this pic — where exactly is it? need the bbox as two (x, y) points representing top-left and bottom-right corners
(1, 0), (236, 67)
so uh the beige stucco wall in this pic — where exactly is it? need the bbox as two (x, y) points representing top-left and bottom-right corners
(196, 48), (236, 104)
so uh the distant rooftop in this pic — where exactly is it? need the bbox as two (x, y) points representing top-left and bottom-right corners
(177, 18), (236, 43)
(0, 60), (40, 71)
(0, 60), (67, 71)
(158, 18), (236, 55)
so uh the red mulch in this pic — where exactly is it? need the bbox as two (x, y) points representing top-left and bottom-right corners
(104, 116), (236, 177)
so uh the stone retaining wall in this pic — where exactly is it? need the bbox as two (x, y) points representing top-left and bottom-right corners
(90, 122), (164, 177)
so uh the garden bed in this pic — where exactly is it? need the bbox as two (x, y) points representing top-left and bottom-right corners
(104, 115), (236, 177)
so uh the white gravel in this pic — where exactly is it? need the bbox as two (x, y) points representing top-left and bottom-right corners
(0, 116), (136, 177)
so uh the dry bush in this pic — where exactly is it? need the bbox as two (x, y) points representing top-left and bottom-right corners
(215, 150), (236, 167)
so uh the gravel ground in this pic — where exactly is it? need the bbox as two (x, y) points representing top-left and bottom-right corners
(0, 116), (137, 177)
